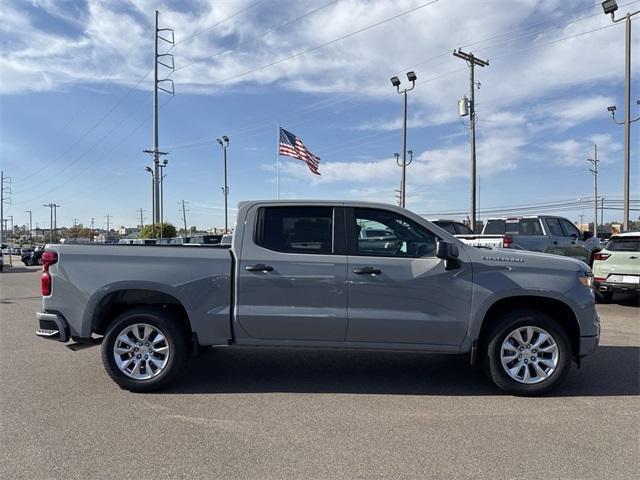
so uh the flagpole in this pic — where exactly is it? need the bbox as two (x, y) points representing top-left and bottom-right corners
(276, 122), (280, 199)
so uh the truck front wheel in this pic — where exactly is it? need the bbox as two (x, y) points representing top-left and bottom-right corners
(483, 310), (572, 396)
(101, 308), (189, 392)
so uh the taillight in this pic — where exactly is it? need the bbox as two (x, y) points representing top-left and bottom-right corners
(594, 277), (606, 283)
(503, 235), (513, 248)
(593, 252), (610, 261)
(41, 251), (57, 296)
(41, 273), (51, 296)
(42, 251), (58, 273)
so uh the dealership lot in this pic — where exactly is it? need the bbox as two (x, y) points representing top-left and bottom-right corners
(1, 260), (638, 479)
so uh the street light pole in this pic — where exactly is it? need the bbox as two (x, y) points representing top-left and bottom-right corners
(145, 166), (156, 236)
(217, 136), (230, 233)
(603, 1), (640, 231)
(159, 159), (168, 238)
(390, 72), (417, 208)
(588, 144), (599, 236)
(25, 210), (32, 240)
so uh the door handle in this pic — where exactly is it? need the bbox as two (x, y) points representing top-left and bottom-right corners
(353, 267), (382, 275)
(553, 241), (559, 245)
(245, 264), (273, 272)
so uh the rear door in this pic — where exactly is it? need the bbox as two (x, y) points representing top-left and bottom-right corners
(345, 207), (472, 346)
(236, 205), (348, 342)
(543, 217), (569, 256)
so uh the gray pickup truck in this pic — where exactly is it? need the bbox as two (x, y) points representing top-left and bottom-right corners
(482, 216), (601, 264)
(36, 201), (599, 396)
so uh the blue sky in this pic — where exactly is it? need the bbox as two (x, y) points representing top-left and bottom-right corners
(1, 0), (638, 231)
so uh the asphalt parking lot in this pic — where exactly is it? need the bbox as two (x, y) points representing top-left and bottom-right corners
(1, 258), (638, 479)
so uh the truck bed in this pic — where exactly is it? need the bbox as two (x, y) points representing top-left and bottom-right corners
(42, 244), (234, 345)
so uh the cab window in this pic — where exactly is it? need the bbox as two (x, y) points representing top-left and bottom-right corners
(353, 208), (437, 258)
(258, 206), (333, 254)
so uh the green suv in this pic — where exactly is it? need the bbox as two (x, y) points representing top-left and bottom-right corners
(592, 232), (640, 303)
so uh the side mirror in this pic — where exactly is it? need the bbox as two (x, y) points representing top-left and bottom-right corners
(582, 231), (594, 241)
(436, 241), (460, 270)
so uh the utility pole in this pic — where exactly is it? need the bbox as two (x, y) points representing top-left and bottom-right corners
(25, 210), (32, 240)
(138, 209), (145, 229)
(145, 10), (174, 225)
(588, 145), (599, 236)
(217, 136), (230, 233)
(180, 200), (189, 234)
(454, 48), (489, 232)
(1, 171), (12, 246)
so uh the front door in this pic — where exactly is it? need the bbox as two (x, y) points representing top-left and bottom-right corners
(345, 207), (472, 346)
(236, 205), (348, 342)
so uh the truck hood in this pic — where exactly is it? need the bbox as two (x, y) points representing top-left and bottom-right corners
(471, 247), (590, 273)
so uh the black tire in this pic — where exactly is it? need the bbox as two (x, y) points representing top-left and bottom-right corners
(595, 290), (613, 304)
(483, 309), (572, 396)
(101, 307), (190, 392)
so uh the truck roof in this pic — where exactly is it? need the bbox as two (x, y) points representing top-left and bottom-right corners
(237, 199), (400, 209)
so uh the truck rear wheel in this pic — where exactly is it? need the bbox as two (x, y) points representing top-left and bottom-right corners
(101, 308), (189, 392)
(483, 310), (572, 396)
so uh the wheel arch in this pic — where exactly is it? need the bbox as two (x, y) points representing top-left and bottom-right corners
(476, 296), (580, 359)
(89, 287), (192, 341)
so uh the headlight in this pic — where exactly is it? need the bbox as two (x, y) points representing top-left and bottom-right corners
(578, 272), (593, 287)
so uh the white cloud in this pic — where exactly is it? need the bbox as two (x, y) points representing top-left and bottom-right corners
(546, 133), (622, 166)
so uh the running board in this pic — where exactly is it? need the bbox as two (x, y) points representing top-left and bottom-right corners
(66, 337), (103, 351)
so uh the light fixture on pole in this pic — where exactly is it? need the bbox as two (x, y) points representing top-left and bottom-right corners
(602, 0), (640, 231)
(217, 136), (230, 233)
(390, 71), (417, 208)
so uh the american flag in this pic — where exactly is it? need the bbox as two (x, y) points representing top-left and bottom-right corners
(278, 127), (320, 175)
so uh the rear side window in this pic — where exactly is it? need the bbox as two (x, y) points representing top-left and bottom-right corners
(454, 222), (474, 235)
(484, 220), (505, 234)
(545, 218), (564, 237)
(433, 221), (456, 234)
(258, 207), (333, 254)
(484, 219), (542, 235)
(559, 218), (580, 238)
(606, 237), (640, 252)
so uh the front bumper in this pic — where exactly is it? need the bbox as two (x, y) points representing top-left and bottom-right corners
(36, 311), (69, 342)
(578, 310), (600, 358)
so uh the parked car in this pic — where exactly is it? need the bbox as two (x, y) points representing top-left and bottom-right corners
(35, 201), (599, 396)
(431, 219), (512, 249)
(592, 232), (640, 303)
(220, 234), (233, 246)
(480, 216), (601, 264)
(0, 248), (3, 272)
(21, 246), (44, 266)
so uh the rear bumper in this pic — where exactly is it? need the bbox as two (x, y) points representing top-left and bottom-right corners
(36, 311), (69, 342)
(594, 280), (640, 294)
